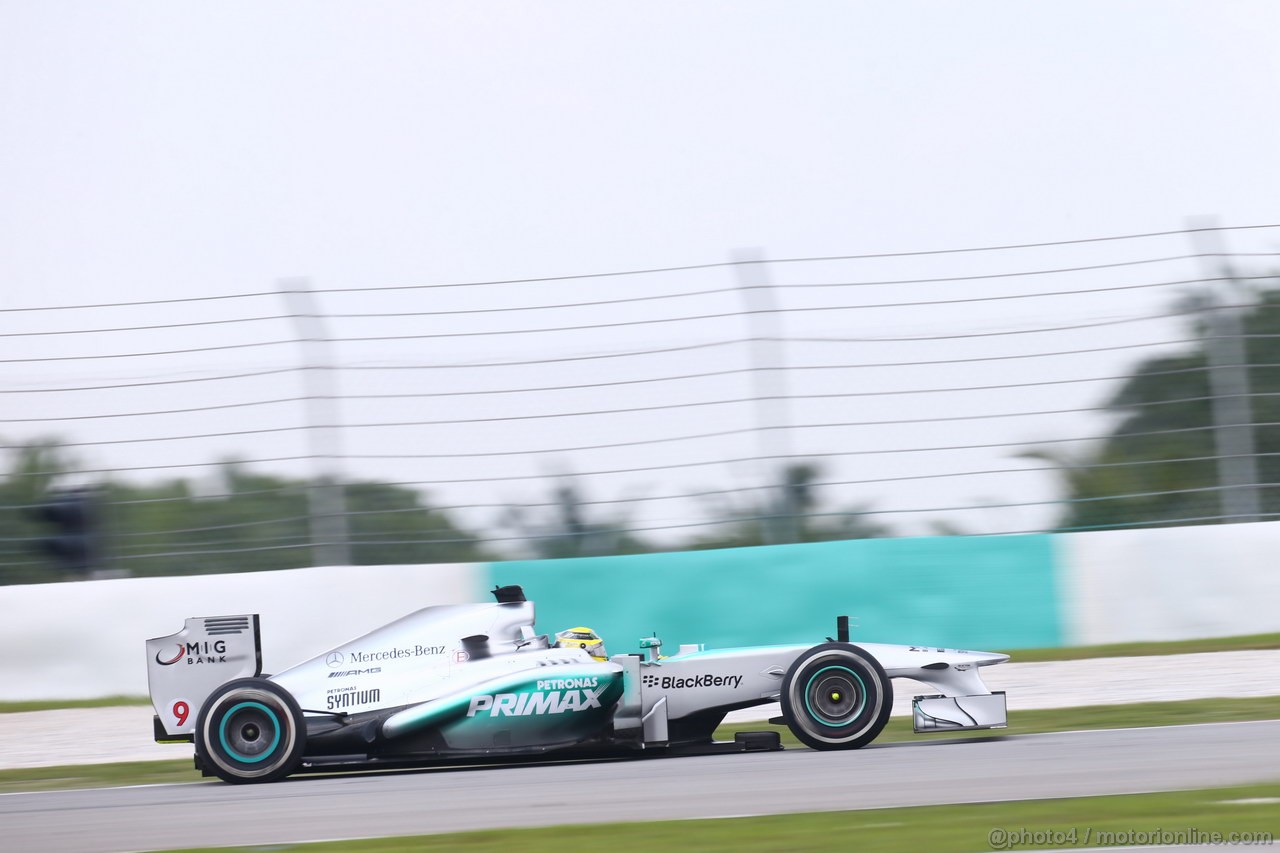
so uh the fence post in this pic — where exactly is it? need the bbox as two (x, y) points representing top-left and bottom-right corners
(733, 249), (797, 543)
(1188, 220), (1261, 523)
(278, 278), (353, 566)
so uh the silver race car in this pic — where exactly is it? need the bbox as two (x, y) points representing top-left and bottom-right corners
(146, 585), (1009, 784)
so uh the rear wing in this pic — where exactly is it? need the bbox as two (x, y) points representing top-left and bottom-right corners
(145, 615), (262, 740)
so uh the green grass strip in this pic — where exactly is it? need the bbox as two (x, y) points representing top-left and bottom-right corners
(0, 759), (201, 792)
(0, 695), (150, 713)
(2, 695), (1277, 794)
(155, 782), (1280, 852)
(1002, 631), (1280, 663)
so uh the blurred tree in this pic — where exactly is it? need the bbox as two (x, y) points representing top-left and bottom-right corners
(344, 480), (488, 565)
(0, 448), (489, 584)
(1036, 277), (1280, 531)
(0, 439), (78, 584)
(104, 464), (312, 576)
(688, 461), (891, 549)
(497, 477), (656, 559)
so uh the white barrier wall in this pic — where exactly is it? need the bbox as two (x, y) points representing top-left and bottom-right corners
(0, 563), (484, 701)
(1059, 521), (1280, 645)
(3, 522), (1280, 701)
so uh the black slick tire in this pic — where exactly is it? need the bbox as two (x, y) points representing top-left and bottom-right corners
(194, 678), (306, 784)
(780, 643), (892, 750)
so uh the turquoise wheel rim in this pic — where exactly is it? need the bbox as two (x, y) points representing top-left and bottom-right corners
(802, 665), (867, 727)
(218, 701), (283, 763)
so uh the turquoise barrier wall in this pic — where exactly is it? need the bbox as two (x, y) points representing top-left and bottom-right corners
(490, 535), (1063, 656)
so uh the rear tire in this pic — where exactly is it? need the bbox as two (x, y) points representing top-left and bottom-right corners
(780, 643), (892, 750)
(195, 678), (305, 784)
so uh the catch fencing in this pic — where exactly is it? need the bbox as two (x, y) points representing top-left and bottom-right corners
(3, 223), (1280, 579)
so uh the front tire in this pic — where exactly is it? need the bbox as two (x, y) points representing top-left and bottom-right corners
(780, 643), (892, 750)
(195, 678), (305, 784)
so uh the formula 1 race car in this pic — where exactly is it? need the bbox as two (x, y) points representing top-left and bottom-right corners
(145, 585), (1009, 783)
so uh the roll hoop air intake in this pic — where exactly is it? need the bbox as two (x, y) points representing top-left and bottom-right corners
(491, 585), (526, 604)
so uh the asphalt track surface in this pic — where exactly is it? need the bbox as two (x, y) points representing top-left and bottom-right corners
(6, 720), (1279, 853)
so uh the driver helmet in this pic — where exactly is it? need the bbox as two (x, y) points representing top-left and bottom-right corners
(554, 627), (608, 661)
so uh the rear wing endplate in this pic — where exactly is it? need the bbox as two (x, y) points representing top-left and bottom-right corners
(145, 615), (262, 739)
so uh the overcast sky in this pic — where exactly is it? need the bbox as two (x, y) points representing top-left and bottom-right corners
(4, 2), (1279, 300)
(2, 2), (1279, 545)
